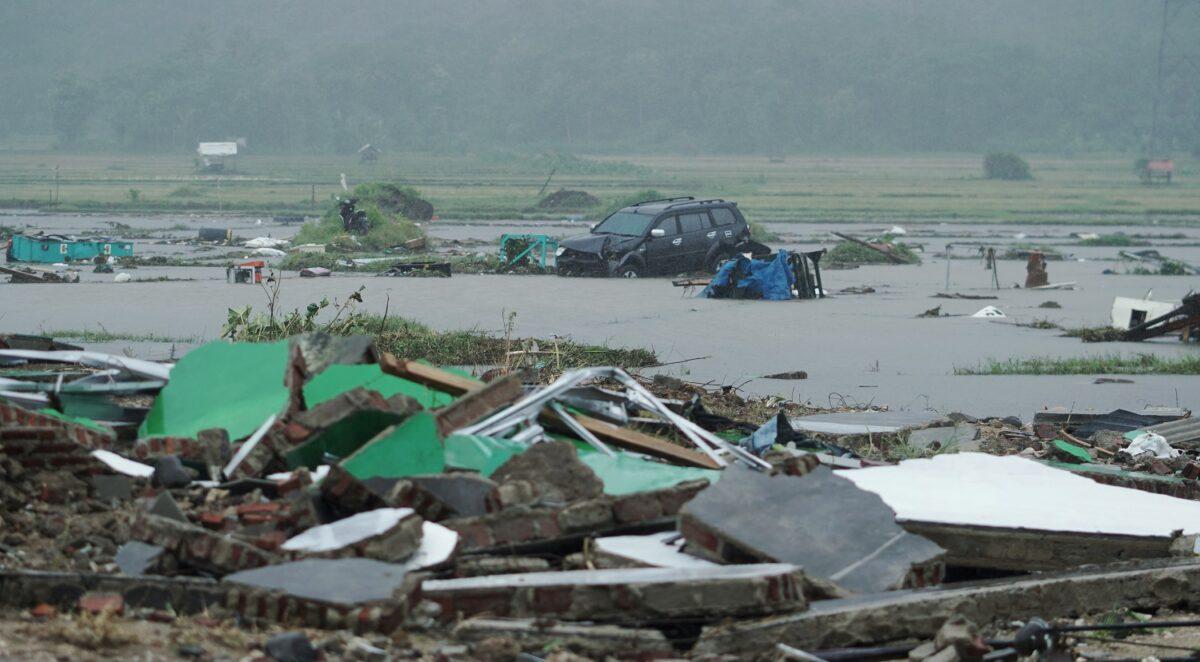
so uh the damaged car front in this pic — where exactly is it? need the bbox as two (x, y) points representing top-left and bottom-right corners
(556, 210), (653, 277)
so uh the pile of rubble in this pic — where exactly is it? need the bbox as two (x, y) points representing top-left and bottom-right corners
(2, 333), (1200, 659)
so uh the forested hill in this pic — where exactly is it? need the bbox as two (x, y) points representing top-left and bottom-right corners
(1, 0), (1194, 155)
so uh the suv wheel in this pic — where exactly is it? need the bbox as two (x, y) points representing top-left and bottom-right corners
(616, 264), (641, 278)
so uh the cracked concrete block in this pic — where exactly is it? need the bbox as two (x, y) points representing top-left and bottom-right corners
(491, 440), (603, 505)
(280, 508), (424, 562)
(680, 465), (945, 593)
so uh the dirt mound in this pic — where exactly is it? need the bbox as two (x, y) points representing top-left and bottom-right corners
(537, 189), (599, 210)
(368, 184), (435, 221)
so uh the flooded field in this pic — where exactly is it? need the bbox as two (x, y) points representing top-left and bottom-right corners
(3, 211), (1198, 419)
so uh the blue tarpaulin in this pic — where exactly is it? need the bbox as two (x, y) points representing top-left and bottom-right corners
(699, 250), (796, 300)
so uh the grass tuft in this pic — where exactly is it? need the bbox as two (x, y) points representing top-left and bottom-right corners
(955, 353), (1200, 375)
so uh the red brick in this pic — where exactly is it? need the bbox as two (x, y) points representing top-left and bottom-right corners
(612, 494), (663, 523)
(78, 593), (124, 616)
(30, 603), (56, 620)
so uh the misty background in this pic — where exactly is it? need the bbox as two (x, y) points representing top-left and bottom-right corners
(1, 0), (1196, 155)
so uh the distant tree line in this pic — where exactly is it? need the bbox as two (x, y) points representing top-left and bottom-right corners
(0, 0), (1196, 155)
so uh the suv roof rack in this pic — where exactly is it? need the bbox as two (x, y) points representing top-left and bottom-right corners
(665, 197), (726, 210)
(632, 196), (693, 207)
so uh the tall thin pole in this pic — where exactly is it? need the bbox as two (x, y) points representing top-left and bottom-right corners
(1150, 0), (1170, 156)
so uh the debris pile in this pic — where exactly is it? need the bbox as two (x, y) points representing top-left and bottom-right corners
(3, 334), (1200, 658)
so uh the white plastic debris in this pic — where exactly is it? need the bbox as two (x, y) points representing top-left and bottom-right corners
(251, 247), (286, 257)
(887, 225), (907, 236)
(971, 305), (1006, 318)
(1122, 431), (1179, 460)
(267, 465), (331, 484)
(243, 237), (289, 249)
(91, 450), (155, 478)
(114, 272), (132, 283)
(282, 508), (415, 553)
(844, 453), (1200, 537)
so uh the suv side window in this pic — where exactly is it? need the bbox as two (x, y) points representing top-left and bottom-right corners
(654, 216), (680, 235)
(711, 207), (737, 226)
(677, 212), (708, 234)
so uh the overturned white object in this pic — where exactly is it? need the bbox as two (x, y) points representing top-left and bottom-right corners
(251, 247), (286, 257)
(114, 272), (132, 283)
(243, 236), (289, 249)
(887, 225), (907, 236)
(594, 532), (717, 569)
(91, 450), (154, 478)
(1111, 296), (1178, 331)
(843, 453), (1200, 538)
(1123, 431), (1179, 460)
(971, 306), (1006, 318)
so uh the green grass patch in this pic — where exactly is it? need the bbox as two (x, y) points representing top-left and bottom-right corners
(1077, 233), (1147, 247)
(42, 328), (202, 343)
(955, 353), (1200, 375)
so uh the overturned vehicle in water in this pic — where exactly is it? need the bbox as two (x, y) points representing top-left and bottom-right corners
(556, 197), (761, 277)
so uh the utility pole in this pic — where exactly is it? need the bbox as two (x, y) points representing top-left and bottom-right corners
(1149, 0), (1170, 156)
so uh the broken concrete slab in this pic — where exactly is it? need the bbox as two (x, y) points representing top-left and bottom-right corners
(148, 492), (187, 522)
(90, 474), (132, 501)
(280, 508), (424, 562)
(114, 541), (166, 576)
(453, 618), (674, 658)
(406, 473), (497, 518)
(843, 453), (1200, 570)
(693, 557), (1200, 655)
(129, 513), (279, 576)
(592, 531), (717, 569)
(680, 466), (945, 593)
(223, 557), (414, 607)
(421, 563), (807, 623)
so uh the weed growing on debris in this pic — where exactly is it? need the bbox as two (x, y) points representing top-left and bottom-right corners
(955, 353), (1200, 375)
(826, 239), (921, 265)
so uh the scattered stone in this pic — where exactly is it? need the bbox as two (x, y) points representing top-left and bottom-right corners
(30, 603), (56, 620)
(151, 455), (193, 488)
(265, 632), (317, 662)
(491, 440), (603, 505)
(90, 474), (133, 501)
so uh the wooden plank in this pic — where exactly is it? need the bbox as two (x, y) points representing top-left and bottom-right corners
(831, 231), (907, 264)
(379, 353), (722, 469)
(541, 411), (722, 470)
(378, 353), (480, 395)
(434, 373), (523, 438)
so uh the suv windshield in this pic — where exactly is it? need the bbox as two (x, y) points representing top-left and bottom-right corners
(593, 211), (651, 236)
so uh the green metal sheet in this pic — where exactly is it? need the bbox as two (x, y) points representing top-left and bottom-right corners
(285, 410), (413, 469)
(303, 364), (455, 409)
(340, 411), (445, 480)
(443, 433), (527, 476)
(139, 340), (291, 440)
(1051, 439), (1092, 464)
(577, 449), (720, 496)
(442, 433), (720, 495)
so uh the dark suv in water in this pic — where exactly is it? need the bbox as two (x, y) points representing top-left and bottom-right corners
(555, 197), (751, 277)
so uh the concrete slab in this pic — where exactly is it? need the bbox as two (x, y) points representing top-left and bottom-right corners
(593, 531), (717, 569)
(788, 411), (946, 435)
(679, 466), (945, 593)
(280, 507), (423, 562)
(422, 563), (806, 623)
(223, 558), (412, 607)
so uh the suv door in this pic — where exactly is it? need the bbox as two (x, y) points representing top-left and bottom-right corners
(675, 210), (713, 272)
(643, 215), (682, 275)
(709, 206), (741, 249)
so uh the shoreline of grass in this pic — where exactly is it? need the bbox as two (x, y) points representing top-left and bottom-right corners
(955, 353), (1200, 375)
(41, 329), (203, 344)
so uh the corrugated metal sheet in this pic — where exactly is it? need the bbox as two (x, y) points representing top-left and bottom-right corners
(1147, 417), (1200, 446)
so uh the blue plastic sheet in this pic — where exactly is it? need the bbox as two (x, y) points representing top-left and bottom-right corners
(700, 250), (796, 300)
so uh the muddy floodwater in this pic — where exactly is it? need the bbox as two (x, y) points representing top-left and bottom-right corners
(3, 211), (1199, 419)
